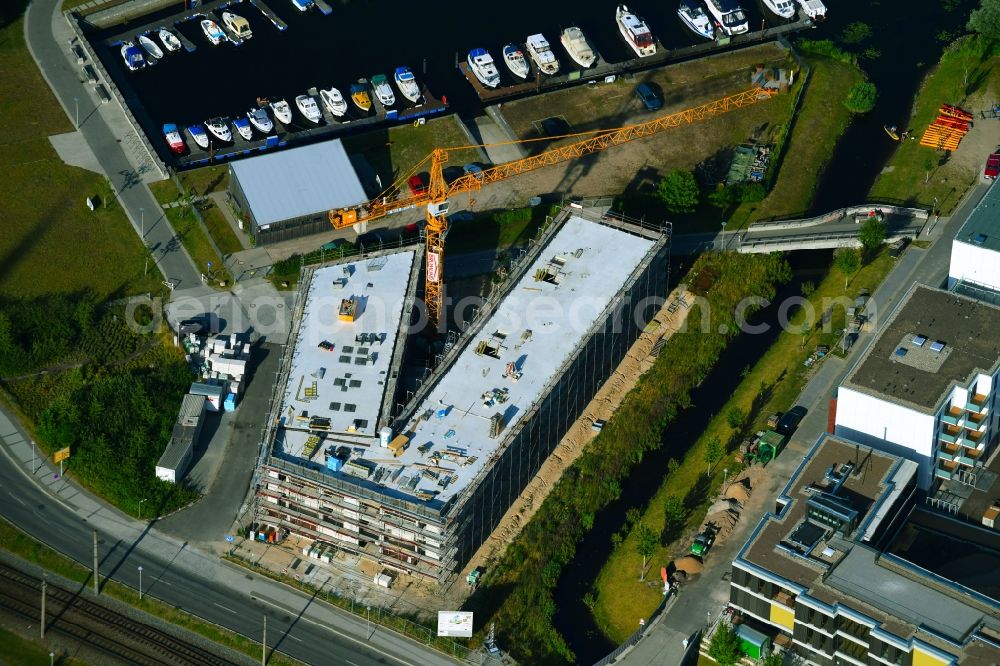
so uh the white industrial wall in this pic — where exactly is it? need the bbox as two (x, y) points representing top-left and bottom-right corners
(834, 387), (936, 488)
(948, 240), (1000, 291)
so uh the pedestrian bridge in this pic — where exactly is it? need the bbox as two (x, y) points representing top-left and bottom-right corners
(736, 204), (928, 253)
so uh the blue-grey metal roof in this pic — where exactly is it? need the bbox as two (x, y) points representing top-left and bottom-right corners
(231, 140), (367, 227)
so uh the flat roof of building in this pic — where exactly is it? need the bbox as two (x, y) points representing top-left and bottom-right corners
(230, 140), (367, 227)
(279, 215), (657, 510)
(276, 250), (416, 459)
(735, 435), (1000, 649)
(842, 284), (1000, 411)
(953, 179), (1000, 253)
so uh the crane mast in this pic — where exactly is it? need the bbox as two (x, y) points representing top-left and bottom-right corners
(329, 86), (778, 329)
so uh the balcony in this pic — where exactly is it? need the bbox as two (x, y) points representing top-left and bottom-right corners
(772, 589), (796, 608)
(937, 449), (956, 462)
(935, 468), (953, 480)
(938, 431), (957, 444)
(966, 410), (986, 425)
(966, 428), (985, 442)
(966, 393), (989, 412)
(940, 413), (961, 426)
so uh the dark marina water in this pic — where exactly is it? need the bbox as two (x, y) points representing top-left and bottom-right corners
(90, 0), (787, 132)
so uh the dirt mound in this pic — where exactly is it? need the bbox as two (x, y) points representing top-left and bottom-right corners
(672, 556), (705, 575)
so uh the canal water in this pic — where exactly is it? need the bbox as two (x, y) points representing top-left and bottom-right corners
(808, 0), (977, 213)
(551, 251), (828, 662)
(91, 0), (789, 130)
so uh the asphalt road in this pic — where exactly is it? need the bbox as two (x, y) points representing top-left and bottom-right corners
(0, 405), (459, 666)
(24, 0), (203, 290)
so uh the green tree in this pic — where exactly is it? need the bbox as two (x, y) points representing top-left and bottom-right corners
(705, 436), (723, 476)
(801, 280), (816, 297)
(657, 170), (700, 214)
(726, 406), (744, 430)
(841, 21), (872, 44)
(969, 0), (1000, 40)
(859, 217), (886, 256)
(663, 495), (687, 541)
(844, 81), (878, 113)
(709, 624), (744, 666)
(834, 248), (860, 289)
(762, 652), (784, 666)
(635, 524), (658, 579)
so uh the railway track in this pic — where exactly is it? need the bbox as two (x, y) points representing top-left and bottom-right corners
(0, 561), (243, 665)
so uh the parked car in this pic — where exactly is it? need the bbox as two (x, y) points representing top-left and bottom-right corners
(635, 82), (662, 111)
(691, 526), (716, 557)
(984, 152), (1000, 180)
(776, 405), (808, 436)
(408, 172), (428, 195)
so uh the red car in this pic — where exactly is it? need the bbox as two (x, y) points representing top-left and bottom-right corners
(985, 152), (1000, 180)
(408, 173), (428, 195)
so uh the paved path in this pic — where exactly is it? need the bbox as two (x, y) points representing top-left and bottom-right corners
(24, 0), (203, 290)
(617, 182), (991, 665)
(0, 401), (462, 666)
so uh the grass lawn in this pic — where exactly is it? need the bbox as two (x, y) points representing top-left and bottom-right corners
(0, 626), (88, 666)
(0, 17), (161, 300)
(869, 37), (998, 213)
(149, 181), (234, 283)
(726, 54), (863, 227)
(590, 249), (896, 642)
(200, 200), (244, 255)
(176, 163), (230, 197)
(0, 517), (301, 665)
(342, 115), (481, 186)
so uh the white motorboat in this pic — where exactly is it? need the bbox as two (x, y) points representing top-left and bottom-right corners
(394, 67), (421, 103)
(320, 87), (348, 117)
(222, 11), (253, 39)
(762, 0), (796, 19)
(291, 0), (313, 11)
(296, 94), (322, 123)
(187, 123), (210, 149)
(120, 41), (145, 71)
(616, 5), (656, 58)
(269, 98), (293, 124)
(247, 107), (273, 133)
(158, 28), (182, 52)
(705, 0), (749, 35)
(502, 44), (530, 79)
(233, 117), (253, 141)
(201, 19), (227, 45)
(467, 48), (500, 88)
(371, 74), (395, 107)
(138, 34), (163, 59)
(526, 34), (560, 75)
(796, 0), (826, 19)
(560, 27), (597, 68)
(163, 123), (186, 154)
(205, 117), (232, 142)
(677, 0), (714, 40)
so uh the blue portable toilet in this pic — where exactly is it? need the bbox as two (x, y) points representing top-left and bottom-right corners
(224, 393), (237, 412)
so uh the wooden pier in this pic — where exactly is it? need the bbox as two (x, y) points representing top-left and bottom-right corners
(313, 0), (334, 16)
(248, 0), (288, 31)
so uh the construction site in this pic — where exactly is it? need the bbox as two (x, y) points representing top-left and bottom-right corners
(232, 73), (787, 603)
(252, 207), (668, 585)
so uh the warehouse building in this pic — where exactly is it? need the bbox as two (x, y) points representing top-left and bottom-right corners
(728, 434), (1000, 666)
(835, 284), (1000, 489)
(253, 208), (669, 583)
(228, 140), (368, 245)
(156, 394), (207, 483)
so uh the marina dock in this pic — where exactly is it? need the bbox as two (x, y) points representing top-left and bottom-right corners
(461, 17), (816, 103)
(248, 0), (288, 31)
(313, 0), (334, 16)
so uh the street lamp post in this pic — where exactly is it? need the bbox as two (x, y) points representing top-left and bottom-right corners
(720, 221), (727, 251)
(140, 207), (145, 239)
(138, 498), (147, 520)
(50, 652), (54, 666)
(74, 96), (79, 128)
(722, 467), (729, 493)
(366, 606), (372, 639)
(137, 566), (143, 600)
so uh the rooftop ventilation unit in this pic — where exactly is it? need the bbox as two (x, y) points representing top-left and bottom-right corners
(895, 348), (908, 357)
(912, 334), (927, 347)
(930, 340), (946, 353)
(973, 233), (987, 246)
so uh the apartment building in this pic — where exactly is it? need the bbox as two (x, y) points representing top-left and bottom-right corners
(729, 434), (1000, 666)
(835, 284), (1000, 489)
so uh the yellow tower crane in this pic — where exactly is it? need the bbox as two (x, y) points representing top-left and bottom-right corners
(330, 86), (777, 327)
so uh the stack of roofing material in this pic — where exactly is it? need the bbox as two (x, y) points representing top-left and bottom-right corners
(919, 105), (973, 151)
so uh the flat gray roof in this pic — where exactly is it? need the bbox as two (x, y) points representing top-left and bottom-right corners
(843, 284), (1000, 411)
(954, 180), (1000, 253)
(826, 545), (984, 642)
(231, 140), (367, 227)
(277, 250), (416, 459)
(356, 214), (655, 508)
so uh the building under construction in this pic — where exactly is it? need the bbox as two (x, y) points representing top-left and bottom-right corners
(253, 207), (669, 583)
